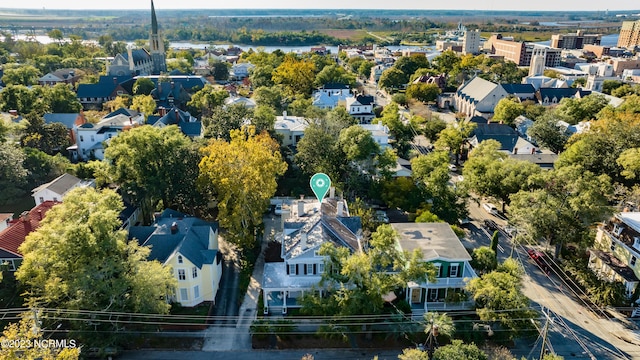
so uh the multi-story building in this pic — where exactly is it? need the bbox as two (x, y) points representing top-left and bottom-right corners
(590, 212), (640, 302)
(550, 30), (601, 49)
(462, 29), (481, 55)
(487, 34), (561, 67)
(618, 20), (640, 48)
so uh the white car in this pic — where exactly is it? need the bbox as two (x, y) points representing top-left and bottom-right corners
(482, 203), (498, 215)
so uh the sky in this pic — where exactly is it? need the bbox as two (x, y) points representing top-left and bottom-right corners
(1, 0), (639, 12)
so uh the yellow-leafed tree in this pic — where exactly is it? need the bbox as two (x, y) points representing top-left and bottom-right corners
(198, 126), (287, 250)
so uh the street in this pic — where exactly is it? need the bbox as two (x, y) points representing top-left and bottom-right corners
(463, 197), (640, 360)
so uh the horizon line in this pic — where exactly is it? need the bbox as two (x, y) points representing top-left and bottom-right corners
(1, 7), (640, 12)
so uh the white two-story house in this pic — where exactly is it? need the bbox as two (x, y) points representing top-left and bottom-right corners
(262, 199), (362, 314)
(346, 94), (376, 124)
(70, 108), (145, 161)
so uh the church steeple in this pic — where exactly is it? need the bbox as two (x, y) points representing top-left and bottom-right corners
(149, 0), (166, 75)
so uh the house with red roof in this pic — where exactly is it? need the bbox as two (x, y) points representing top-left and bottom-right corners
(0, 214), (12, 232)
(0, 201), (58, 271)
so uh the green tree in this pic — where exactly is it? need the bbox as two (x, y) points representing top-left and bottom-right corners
(104, 125), (202, 222)
(471, 246), (498, 274)
(131, 94), (157, 118)
(378, 68), (406, 92)
(493, 97), (525, 125)
(462, 140), (541, 211)
(527, 113), (569, 154)
(209, 59), (230, 81)
(1, 65), (41, 86)
(406, 83), (441, 103)
(22, 147), (70, 189)
(466, 258), (537, 342)
(249, 65), (275, 88)
(314, 64), (356, 88)
(338, 125), (380, 162)
(253, 86), (285, 113)
(252, 105), (277, 134)
(47, 83), (82, 113)
(554, 94), (608, 123)
(203, 103), (253, 141)
(300, 224), (435, 317)
(432, 340), (488, 360)
(490, 231), (499, 253)
(617, 148), (640, 180)
(17, 187), (175, 347)
(187, 84), (229, 118)
(422, 117), (447, 142)
(132, 77), (156, 96)
(0, 144), (28, 204)
(434, 121), (476, 164)
(601, 80), (624, 95)
(509, 165), (612, 258)
(198, 127), (287, 250)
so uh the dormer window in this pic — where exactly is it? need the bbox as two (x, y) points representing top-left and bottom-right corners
(613, 224), (624, 237)
(178, 255), (183, 264)
(634, 237), (640, 251)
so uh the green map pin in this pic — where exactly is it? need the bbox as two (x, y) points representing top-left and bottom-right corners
(310, 173), (331, 203)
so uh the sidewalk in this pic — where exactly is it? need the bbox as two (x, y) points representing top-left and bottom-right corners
(202, 215), (276, 351)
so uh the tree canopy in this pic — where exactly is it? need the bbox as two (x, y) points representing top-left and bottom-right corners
(17, 187), (175, 347)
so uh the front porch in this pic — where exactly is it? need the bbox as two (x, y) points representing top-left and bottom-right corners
(263, 289), (321, 315)
(589, 249), (639, 298)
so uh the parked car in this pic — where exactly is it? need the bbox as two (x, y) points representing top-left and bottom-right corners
(375, 210), (389, 223)
(527, 249), (549, 273)
(274, 204), (283, 215)
(484, 219), (498, 231)
(458, 217), (470, 226)
(482, 203), (498, 215)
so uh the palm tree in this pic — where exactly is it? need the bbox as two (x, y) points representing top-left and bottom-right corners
(423, 312), (454, 359)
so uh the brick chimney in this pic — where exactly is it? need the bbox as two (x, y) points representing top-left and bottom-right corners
(174, 109), (180, 123)
(170, 222), (178, 234)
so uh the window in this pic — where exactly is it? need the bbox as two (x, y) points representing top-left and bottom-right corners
(192, 267), (198, 279)
(193, 285), (200, 299)
(318, 263), (325, 274)
(288, 264), (296, 275)
(90, 135), (95, 142)
(180, 288), (188, 301)
(632, 256), (637, 267)
(177, 255), (183, 264)
(53, 197), (58, 202)
(39, 197), (44, 203)
(434, 263), (442, 278)
(449, 264), (459, 277)
(611, 243), (616, 252)
(306, 264), (313, 275)
(178, 269), (186, 280)
(80, 135), (84, 142)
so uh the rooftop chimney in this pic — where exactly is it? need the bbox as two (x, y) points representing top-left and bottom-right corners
(298, 200), (305, 217)
(38, 210), (43, 220)
(170, 222), (179, 234)
(336, 200), (344, 217)
(113, 77), (118, 85)
(175, 109), (180, 122)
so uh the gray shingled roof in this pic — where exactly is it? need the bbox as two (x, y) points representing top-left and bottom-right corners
(43, 113), (80, 129)
(31, 173), (81, 196)
(392, 222), (471, 262)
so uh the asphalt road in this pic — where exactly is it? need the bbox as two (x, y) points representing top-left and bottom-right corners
(463, 195), (640, 360)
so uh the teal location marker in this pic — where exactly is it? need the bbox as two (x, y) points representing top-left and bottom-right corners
(310, 173), (331, 203)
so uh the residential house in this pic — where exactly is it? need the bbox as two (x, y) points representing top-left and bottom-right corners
(369, 63), (392, 83)
(453, 76), (509, 118)
(391, 222), (478, 317)
(412, 74), (447, 91)
(224, 96), (256, 109)
(133, 75), (210, 93)
(262, 199), (362, 314)
(514, 115), (535, 142)
(275, 112), (308, 147)
(148, 106), (203, 138)
(360, 121), (391, 149)
(76, 76), (131, 110)
(0, 201), (58, 272)
(0, 214), (12, 233)
(150, 81), (191, 110)
(70, 109), (145, 161)
(590, 212), (640, 302)
(230, 63), (255, 81)
(346, 94), (375, 124)
(468, 122), (538, 155)
(130, 209), (222, 307)
(38, 68), (81, 86)
(43, 112), (87, 143)
(507, 153), (558, 170)
(31, 173), (94, 206)
(312, 83), (351, 110)
(391, 158), (413, 178)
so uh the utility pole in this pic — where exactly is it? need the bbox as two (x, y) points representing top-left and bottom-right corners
(539, 315), (550, 360)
